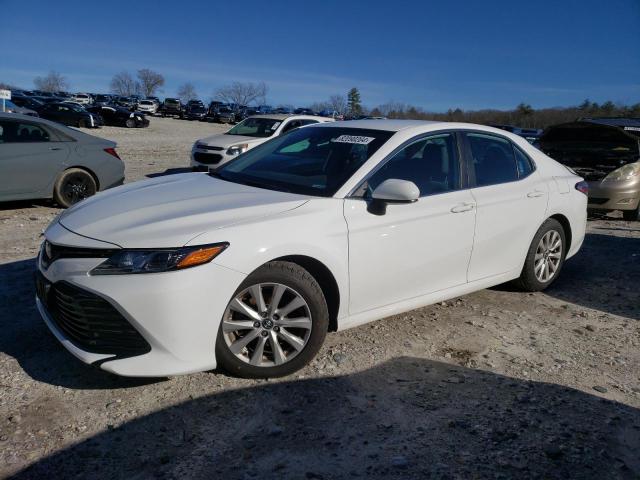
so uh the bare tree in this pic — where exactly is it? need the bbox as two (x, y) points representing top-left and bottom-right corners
(137, 69), (164, 97)
(33, 71), (69, 92)
(110, 72), (140, 96)
(328, 94), (348, 114)
(177, 82), (198, 103)
(215, 81), (267, 106)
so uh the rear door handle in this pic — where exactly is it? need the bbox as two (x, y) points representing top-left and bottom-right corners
(49, 147), (62, 151)
(451, 202), (476, 213)
(527, 190), (545, 198)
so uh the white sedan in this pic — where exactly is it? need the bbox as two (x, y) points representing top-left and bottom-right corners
(136, 100), (158, 115)
(190, 114), (333, 170)
(36, 120), (587, 378)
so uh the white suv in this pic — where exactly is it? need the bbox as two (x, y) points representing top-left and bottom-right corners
(71, 93), (92, 105)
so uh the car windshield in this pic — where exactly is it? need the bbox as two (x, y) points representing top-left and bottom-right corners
(215, 126), (394, 196)
(226, 117), (283, 137)
(140, 101), (152, 105)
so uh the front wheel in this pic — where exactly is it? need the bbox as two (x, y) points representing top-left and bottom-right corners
(216, 261), (329, 378)
(125, 118), (136, 128)
(514, 218), (566, 291)
(53, 168), (97, 208)
(622, 205), (640, 221)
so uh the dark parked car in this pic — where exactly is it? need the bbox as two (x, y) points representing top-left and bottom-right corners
(294, 107), (315, 115)
(237, 107), (260, 122)
(161, 98), (182, 117)
(0, 113), (124, 207)
(182, 103), (208, 120)
(214, 106), (237, 124)
(114, 96), (136, 109)
(490, 124), (542, 145)
(38, 102), (103, 128)
(11, 96), (46, 112)
(94, 94), (114, 106)
(539, 118), (640, 220)
(86, 106), (149, 128)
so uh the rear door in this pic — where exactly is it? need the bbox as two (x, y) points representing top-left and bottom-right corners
(461, 131), (548, 281)
(0, 119), (70, 196)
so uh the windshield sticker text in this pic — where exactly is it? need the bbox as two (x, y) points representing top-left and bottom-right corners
(331, 135), (375, 145)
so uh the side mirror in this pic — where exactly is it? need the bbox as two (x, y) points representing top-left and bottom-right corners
(368, 179), (420, 215)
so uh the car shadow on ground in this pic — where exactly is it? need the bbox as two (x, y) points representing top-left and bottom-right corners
(545, 232), (640, 320)
(0, 199), (55, 211)
(0, 258), (162, 390)
(146, 167), (194, 178)
(11, 356), (640, 479)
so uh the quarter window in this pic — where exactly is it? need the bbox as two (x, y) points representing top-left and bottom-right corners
(465, 133), (519, 186)
(514, 146), (535, 178)
(358, 133), (460, 197)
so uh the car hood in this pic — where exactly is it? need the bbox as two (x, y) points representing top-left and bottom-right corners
(56, 173), (309, 248)
(197, 133), (272, 148)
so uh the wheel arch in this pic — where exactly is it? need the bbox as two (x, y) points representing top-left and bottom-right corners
(548, 213), (572, 252)
(271, 254), (340, 332)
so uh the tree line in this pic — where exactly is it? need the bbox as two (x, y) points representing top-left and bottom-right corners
(4, 72), (638, 129)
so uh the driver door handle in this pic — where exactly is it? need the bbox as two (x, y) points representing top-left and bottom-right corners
(49, 147), (62, 151)
(451, 202), (476, 213)
(527, 190), (545, 198)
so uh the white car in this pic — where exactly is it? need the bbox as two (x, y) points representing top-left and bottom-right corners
(137, 100), (158, 115)
(70, 93), (92, 105)
(191, 114), (333, 170)
(36, 120), (587, 378)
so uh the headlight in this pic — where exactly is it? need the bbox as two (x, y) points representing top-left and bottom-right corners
(227, 144), (249, 155)
(604, 162), (640, 181)
(90, 243), (228, 275)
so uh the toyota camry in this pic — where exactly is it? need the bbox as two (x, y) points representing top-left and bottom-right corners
(36, 120), (587, 378)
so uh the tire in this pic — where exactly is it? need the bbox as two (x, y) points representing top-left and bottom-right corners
(622, 205), (640, 221)
(514, 218), (566, 292)
(216, 261), (329, 379)
(125, 118), (136, 128)
(77, 119), (86, 128)
(53, 168), (98, 208)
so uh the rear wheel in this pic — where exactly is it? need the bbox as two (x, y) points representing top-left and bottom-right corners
(622, 205), (640, 221)
(216, 261), (329, 378)
(514, 218), (566, 291)
(53, 168), (97, 208)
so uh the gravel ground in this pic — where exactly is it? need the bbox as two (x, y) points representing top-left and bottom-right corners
(0, 117), (639, 479)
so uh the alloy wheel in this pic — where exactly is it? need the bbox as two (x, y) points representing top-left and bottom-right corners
(222, 283), (313, 367)
(62, 175), (93, 204)
(534, 230), (562, 282)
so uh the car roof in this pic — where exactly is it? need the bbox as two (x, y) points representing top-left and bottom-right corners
(249, 114), (334, 121)
(315, 119), (440, 131)
(581, 117), (640, 128)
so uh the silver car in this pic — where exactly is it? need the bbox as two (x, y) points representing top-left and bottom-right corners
(0, 113), (125, 207)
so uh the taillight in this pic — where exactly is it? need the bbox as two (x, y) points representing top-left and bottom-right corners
(104, 147), (121, 160)
(575, 181), (588, 195)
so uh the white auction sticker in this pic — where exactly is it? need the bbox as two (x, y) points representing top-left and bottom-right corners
(331, 135), (375, 145)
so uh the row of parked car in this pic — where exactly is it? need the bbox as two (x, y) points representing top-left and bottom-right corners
(4, 91), (151, 129)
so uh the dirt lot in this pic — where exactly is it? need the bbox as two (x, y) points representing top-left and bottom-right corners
(0, 117), (639, 479)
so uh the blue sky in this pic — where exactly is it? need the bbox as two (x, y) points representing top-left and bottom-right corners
(2, 0), (639, 111)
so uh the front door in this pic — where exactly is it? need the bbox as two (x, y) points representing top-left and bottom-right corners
(344, 132), (476, 314)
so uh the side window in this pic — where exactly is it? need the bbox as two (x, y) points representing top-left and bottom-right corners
(465, 133), (518, 187)
(281, 120), (302, 133)
(0, 121), (50, 143)
(359, 133), (460, 197)
(514, 146), (535, 178)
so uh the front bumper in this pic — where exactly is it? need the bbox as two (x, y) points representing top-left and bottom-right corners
(35, 232), (246, 377)
(587, 177), (640, 211)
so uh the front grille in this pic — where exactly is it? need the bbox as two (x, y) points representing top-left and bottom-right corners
(194, 152), (223, 165)
(42, 280), (151, 356)
(41, 242), (115, 269)
(198, 145), (224, 151)
(588, 197), (609, 205)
